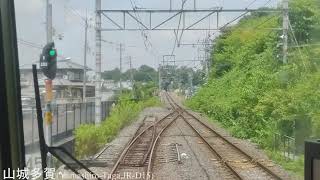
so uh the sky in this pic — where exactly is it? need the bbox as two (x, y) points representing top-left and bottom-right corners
(14, 0), (279, 72)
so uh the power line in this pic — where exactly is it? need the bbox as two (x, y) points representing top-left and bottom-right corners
(18, 40), (42, 49)
(124, 0), (162, 65)
(127, 0), (163, 64)
(18, 39), (67, 59)
(262, 0), (273, 7)
(288, 19), (307, 69)
(64, 5), (86, 22)
(253, 12), (280, 29)
(170, 0), (188, 58)
(246, 0), (260, 8)
(129, 0), (152, 50)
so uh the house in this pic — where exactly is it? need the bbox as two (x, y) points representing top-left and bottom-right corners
(20, 58), (95, 105)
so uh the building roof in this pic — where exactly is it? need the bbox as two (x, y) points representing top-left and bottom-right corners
(54, 78), (95, 87)
(20, 59), (92, 71)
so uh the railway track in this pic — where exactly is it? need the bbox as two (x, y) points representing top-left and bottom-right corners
(106, 92), (283, 180)
(164, 92), (283, 180)
(108, 108), (181, 180)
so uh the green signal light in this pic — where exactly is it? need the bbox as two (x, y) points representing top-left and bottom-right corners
(49, 49), (56, 57)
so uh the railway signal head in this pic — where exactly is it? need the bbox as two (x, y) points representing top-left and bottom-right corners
(40, 42), (57, 80)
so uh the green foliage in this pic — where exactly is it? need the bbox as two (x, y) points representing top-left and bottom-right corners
(187, 14), (281, 144)
(102, 68), (121, 82)
(186, 1), (320, 176)
(266, 150), (304, 178)
(102, 65), (158, 83)
(132, 65), (158, 82)
(289, 0), (320, 43)
(161, 65), (205, 90)
(75, 93), (160, 158)
(132, 82), (157, 100)
(187, 0), (320, 150)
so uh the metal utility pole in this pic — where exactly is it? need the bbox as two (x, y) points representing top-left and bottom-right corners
(158, 64), (161, 92)
(95, 0), (102, 124)
(129, 56), (134, 87)
(83, 11), (88, 102)
(204, 44), (209, 79)
(119, 43), (123, 93)
(45, 0), (53, 167)
(204, 37), (211, 80)
(46, 0), (53, 43)
(188, 72), (193, 98)
(282, 0), (289, 64)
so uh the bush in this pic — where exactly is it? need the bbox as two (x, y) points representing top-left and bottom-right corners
(75, 94), (160, 158)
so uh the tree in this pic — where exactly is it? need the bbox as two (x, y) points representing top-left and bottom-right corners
(102, 68), (121, 82)
(102, 65), (158, 83)
(289, 0), (319, 43)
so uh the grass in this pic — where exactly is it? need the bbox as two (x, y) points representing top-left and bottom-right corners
(265, 149), (304, 179)
(74, 95), (160, 158)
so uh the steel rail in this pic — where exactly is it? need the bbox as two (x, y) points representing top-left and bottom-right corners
(108, 109), (179, 179)
(180, 115), (244, 180)
(183, 110), (282, 180)
(164, 93), (243, 179)
(163, 92), (180, 111)
(165, 92), (282, 180)
(146, 114), (181, 180)
(141, 125), (156, 165)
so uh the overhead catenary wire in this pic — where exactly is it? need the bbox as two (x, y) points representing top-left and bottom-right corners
(18, 38), (67, 59)
(183, 0), (275, 73)
(129, 0), (152, 50)
(262, 0), (273, 7)
(64, 5), (96, 29)
(127, 0), (162, 64)
(288, 19), (307, 69)
(18, 39), (43, 49)
(246, 0), (260, 8)
(64, 5), (86, 22)
(170, 0), (188, 59)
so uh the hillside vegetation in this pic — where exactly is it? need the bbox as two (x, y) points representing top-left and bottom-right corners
(186, 0), (319, 175)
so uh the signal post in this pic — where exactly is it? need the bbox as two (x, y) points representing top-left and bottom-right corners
(40, 42), (57, 167)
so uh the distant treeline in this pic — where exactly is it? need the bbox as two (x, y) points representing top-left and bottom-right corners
(102, 64), (206, 88)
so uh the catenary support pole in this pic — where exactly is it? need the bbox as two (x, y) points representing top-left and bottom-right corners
(158, 64), (161, 92)
(95, 0), (102, 124)
(119, 43), (123, 93)
(129, 56), (134, 88)
(83, 10), (88, 102)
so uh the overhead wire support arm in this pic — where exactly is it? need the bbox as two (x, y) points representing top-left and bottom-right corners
(152, 11), (182, 30)
(98, 9), (280, 13)
(98, 8), (281, 31)
(185, 11), (216, 30)
(127, 11), (150, 30)
(102, 12), (124, 30)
